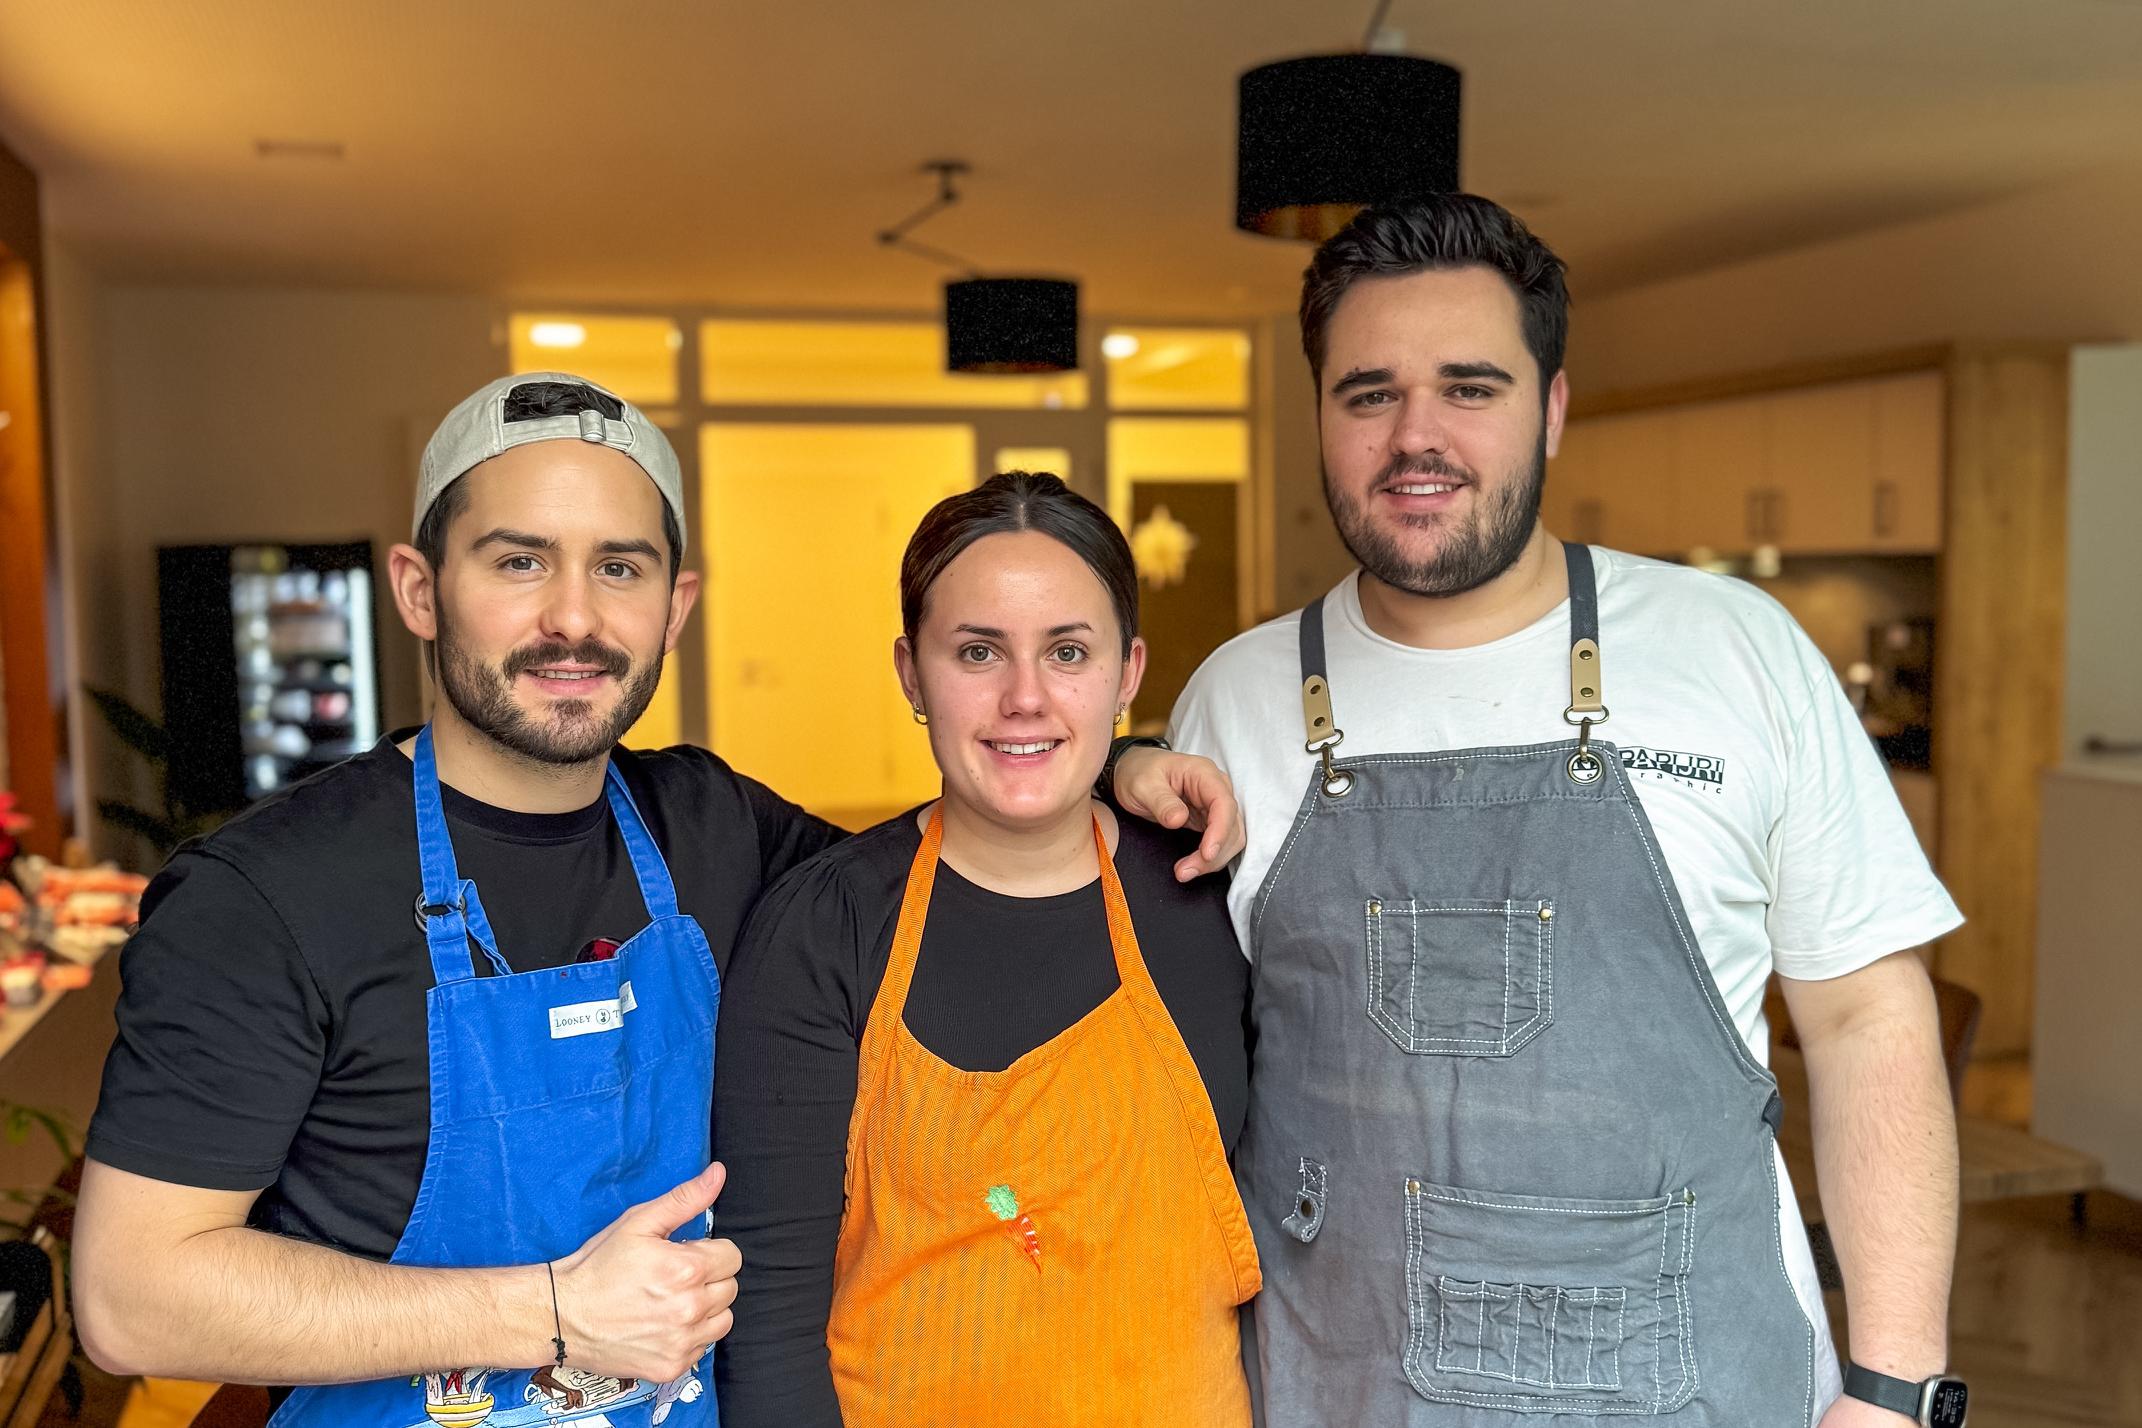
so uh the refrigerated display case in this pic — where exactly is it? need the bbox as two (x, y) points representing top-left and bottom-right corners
(159, 541), (383, 812)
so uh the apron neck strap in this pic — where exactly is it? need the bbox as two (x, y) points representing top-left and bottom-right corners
(603, 762), (680, 921)
(1563, 542), (1606, 722)
(1298, 595), (1338, 749)
(412, 725), (460, 909)
(1296, 597), (1351, 798)
(1295, 547), (1611, 742)
(868, 806), (1147, 1047)
(872, 806), (948, 1029)
(411, 726), (512, 982)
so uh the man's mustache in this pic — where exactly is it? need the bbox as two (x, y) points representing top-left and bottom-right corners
(500, 639), (633, 680)
(1377, 453), (1471, 485)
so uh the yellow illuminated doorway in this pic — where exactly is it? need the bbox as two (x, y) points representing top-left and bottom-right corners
(703, 424), (974, 825)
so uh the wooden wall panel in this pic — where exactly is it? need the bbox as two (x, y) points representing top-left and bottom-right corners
(0, 138), (59, 859)
(1933, 348), (2070, 1054)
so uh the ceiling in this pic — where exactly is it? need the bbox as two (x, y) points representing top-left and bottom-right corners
(2, 0), (2140, 319)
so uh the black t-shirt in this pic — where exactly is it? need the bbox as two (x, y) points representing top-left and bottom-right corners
(86, 732), (845, 1261)
(710, 811), (1250, 1427)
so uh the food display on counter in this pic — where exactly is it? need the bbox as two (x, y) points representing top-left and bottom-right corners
(1, 954), (41, 1009)
(0, 788), (153, 1030)
(0, 854), (150, 1002)
(0, 880), (26, 942)
(16, 860), (151, 961)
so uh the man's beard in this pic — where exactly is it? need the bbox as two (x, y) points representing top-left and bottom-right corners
(1323, 431), (1548, 598)
(434, 606), (662, 767)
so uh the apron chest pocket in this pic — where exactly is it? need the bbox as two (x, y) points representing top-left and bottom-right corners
(1401, 1177), (1697, 1416)
(1365, 898), (1553, 1056)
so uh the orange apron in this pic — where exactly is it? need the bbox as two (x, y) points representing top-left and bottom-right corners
(826, 807), (1261, 1426)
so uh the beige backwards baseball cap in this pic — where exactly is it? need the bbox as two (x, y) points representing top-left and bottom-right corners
(415, 372), (686, 551)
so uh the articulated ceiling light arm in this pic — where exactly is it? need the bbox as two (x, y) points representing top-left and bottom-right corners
(876, 159), (982, 276)
(873, 158), (1082, 374)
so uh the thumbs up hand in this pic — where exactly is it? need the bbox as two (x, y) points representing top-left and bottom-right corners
(547, 1163), (742, 1383)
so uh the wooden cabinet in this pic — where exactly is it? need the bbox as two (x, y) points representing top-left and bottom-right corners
(1559, 369), (1946, 556)
(1670, 395), (1767, 554)
(1867, 371), (1945, 551)
(1765, 380), (1879, 553)
(1591, 410), (1680, 553)
(1547, 410), (1678, 552)
(1542, 415), (1596, 544)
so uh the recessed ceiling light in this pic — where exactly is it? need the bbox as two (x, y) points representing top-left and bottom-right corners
(528, 322), (587, 349)
(254, 139), (346, 161)
(1101, 333), (1141, 360)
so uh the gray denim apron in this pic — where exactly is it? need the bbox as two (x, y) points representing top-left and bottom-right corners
(1240, 544), (1818, 1426)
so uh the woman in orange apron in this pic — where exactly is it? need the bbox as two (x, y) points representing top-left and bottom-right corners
(712, 471), (1259, 1427)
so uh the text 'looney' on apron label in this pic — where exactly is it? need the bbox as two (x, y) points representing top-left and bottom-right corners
(549, 997), (624, 1039)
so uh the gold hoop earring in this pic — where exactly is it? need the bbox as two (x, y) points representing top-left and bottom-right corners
(912, 707), (929, 726)
(1114, 706), (1127, 724)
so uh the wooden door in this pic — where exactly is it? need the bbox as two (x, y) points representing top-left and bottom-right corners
(1128, 480), (1239, 730)
(703, 423), (973, 825)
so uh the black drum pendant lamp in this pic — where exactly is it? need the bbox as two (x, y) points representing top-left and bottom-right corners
(878, 161), (1080, 374)
(943, 277), (1079, 374)
(1236, 3), (1463, 241)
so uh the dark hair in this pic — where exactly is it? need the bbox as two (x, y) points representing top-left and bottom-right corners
(900, 472), (1138, 656)
(415, 471), (684, 584)
(1299, 194), (1570, 386)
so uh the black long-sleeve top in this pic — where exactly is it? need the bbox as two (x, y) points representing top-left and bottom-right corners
(711, 809), (1250, 1427)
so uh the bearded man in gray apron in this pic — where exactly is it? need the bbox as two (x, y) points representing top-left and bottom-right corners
(1168, 198), (1969, 1428)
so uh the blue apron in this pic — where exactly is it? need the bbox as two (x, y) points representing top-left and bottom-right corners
(271, 727), (720, 1428)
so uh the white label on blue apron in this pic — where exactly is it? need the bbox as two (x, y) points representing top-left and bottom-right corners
(550, 997), (624, 1039)
(619, 980), (638, 1014)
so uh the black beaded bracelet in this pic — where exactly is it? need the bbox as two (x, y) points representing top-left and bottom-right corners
(545, 1261), (567, 1367)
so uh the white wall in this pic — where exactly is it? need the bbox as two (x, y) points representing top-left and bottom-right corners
(2066, 345), (2142, 758)
(45, 267), (500, 853)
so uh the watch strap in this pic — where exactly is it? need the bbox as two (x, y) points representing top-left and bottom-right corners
(1842, 1362), (1927, 1420)
(1099, 734), (1169, 799)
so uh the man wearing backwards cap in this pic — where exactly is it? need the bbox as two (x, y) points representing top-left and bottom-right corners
(69, 373), (1238, 1426)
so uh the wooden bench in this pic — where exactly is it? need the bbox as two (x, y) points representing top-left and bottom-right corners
(1772, 1046), (2105, 1226)
(0, 1227), (74, 1428)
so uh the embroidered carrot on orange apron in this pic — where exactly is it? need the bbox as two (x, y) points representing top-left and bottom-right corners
(826, 807), (1260, 1426)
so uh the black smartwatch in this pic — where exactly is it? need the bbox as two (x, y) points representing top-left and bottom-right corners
(1098, 734), (1169, 798)
(1843, 1362), (1968, 1427)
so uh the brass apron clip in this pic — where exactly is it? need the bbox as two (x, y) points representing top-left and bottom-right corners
(1302, 674), (1354, 798)
(1564, 636), (1608, 784)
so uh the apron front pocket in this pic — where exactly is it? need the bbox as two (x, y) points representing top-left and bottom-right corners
(1365, 898), (1553, 1056)
(1401, 1177), (1696, 1416)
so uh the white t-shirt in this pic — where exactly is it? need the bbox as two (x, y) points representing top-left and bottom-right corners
(1169, 548), (1963, 1415)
